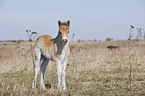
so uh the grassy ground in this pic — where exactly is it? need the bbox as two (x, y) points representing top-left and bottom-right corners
(0, 40), (145, 95)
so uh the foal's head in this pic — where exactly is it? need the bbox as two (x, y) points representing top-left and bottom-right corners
(58, 20), (70, 45)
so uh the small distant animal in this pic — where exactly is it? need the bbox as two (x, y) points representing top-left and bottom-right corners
(107, 45), (120, 51)
(32, 20), (70, 91)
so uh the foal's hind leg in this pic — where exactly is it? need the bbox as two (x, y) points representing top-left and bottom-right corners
(40, 57), (49, 89)
(32, 48), (41, 88)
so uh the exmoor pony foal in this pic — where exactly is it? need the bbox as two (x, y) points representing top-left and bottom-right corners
(32, 20), (70, 91)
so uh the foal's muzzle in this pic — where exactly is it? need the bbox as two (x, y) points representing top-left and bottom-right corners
(63, 39), (68, 45)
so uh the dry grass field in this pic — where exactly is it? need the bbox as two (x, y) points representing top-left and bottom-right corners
(0, 39), (145, 95)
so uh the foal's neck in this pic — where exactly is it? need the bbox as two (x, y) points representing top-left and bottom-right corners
(54, 32), (65, 55)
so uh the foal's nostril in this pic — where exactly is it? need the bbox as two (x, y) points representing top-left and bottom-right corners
(63, 39), (68, 45)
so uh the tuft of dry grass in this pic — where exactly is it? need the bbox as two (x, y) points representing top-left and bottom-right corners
(0, 40), (145, 95)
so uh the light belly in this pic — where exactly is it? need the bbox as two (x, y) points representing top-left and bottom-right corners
(40, 48), (54, 61)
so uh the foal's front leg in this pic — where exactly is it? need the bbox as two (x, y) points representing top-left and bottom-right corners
(55, 59), (63, 91)
(62, 59), (67, 91)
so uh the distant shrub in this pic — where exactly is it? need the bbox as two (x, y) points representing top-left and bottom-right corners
(87, 40), (92, 42)
(29, 39), (33, 42)
(8, 40), (17, 42)
(105, 37), (113, 41)
(94, 39), (97, 42)
(17, 40), (25, 43)
(99, 40), (101, 42)
(77, 39), (81, 43)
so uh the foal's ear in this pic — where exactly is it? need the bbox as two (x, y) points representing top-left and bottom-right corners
(67, 20), (70, 26)
(58, 20), (62, 26)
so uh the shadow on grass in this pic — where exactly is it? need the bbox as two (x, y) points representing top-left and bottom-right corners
(35, 83), (52, 89)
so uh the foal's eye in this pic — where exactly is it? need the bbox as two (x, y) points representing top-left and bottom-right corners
(67, 31), (69, 33)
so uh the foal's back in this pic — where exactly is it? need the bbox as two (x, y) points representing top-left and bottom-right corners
(35, 35), (56, 60)
(36, 35), (54, 48)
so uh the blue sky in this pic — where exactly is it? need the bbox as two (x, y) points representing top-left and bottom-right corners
(0, 0), (145, 41)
